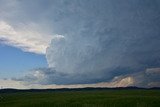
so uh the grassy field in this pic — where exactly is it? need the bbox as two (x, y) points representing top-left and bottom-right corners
(0, 89), (160, 107)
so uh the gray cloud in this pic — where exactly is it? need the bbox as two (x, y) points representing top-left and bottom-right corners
(4, 0), (160, 87)
(132, 68), (160, 87)
(45, 0), (160, 85)
(13, 67), (110, 85)
(13, 67), (160, 87)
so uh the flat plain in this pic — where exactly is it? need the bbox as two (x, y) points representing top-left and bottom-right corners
(0, 89), (160, 107)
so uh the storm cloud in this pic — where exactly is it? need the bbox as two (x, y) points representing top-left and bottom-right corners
(9, 0), (160, 87)
(44, 0), (160, 85)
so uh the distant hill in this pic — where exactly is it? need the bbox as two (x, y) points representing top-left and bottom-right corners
(0, 86), (160, 93)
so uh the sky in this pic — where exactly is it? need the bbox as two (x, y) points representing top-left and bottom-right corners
(0, 0), (160, 89)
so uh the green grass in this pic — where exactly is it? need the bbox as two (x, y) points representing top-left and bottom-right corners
(0, 90), (160, 107)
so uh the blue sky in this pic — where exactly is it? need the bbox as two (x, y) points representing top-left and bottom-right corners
(0, 0), (160, 89)
(0, 45), (47, 78)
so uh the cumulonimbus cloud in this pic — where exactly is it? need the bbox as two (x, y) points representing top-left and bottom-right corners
(8, 0), (160, 87)
(44, 0), (160, 85)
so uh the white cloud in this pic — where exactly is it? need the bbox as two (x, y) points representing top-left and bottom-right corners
(0, 79), (27, 89)
(0, 21), (53, 54)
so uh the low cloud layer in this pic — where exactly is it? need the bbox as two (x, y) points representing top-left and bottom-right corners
(132, 68), (160, 87)
(1, 0), (160, 87)
(13, 67), (160, 88)
(0, 76), (134, 89)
